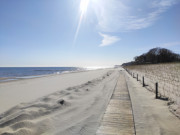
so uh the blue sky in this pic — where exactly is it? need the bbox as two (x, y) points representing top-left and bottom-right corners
(0, 0), (180, 67)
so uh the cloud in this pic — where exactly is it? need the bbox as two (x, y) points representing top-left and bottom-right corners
(99, 33), (120, 47)
(91, 0), (179, 32)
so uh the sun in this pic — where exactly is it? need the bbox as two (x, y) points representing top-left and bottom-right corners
(80, 0), (89, 15)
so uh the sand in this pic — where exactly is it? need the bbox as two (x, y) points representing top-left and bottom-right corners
(125, 71), (180, 135)
(1, 68), (180, 135)
(0, 69), (115, 114)
(0, 69), (120, 135)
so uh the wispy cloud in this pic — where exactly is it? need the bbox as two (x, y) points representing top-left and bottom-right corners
(91, 0), (178, 32)
(99, 33), (120, 47)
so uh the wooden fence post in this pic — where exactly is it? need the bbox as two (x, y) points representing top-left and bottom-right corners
(155, 82), (158, 99)
(143, 76), (145, 87)
(137, 74), (138, 81)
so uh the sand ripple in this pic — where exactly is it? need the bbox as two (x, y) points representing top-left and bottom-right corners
(0, 70), (119, 135)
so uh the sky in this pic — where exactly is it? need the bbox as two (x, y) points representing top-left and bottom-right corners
(0, 0), (180, 67)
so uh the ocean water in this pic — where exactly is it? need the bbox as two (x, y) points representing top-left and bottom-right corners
(0, 67), (85, 82)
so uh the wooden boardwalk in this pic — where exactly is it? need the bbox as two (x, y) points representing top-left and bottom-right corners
(96, 73), (135, 135)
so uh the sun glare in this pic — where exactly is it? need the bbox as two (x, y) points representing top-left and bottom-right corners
(80, 0), (89, 14)
(73, 0), (90, 47)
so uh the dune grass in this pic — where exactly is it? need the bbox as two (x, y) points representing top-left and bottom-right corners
(125, 63), (180, 105)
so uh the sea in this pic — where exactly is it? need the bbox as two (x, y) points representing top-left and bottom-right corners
(0, 67), (86, 82)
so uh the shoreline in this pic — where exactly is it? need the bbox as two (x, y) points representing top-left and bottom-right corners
(0, 68), (113, 83)
(0, 68), (120, 135)
(0, 69), (83, 83)
(0, 68), (115, 114)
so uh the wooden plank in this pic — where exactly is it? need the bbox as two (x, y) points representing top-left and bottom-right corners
(96, 74), (135, 135)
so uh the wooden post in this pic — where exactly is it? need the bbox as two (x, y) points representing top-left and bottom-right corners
(155, 82), (158, 99)
(143, 76), (145, 87)
(137, 74), (138, 81)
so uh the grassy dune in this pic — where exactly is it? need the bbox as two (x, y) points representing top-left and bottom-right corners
(124, 63), (180, 106)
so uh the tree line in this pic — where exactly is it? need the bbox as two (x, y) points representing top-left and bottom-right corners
(122, 47), (180, 66)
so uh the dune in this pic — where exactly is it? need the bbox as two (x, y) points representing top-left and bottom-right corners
(0, 69), (120, 135)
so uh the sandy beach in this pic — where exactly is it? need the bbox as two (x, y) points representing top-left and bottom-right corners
(0, 69), (120, 135)
(0, 68), (180, 135)
(1, 0), (180, 134)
